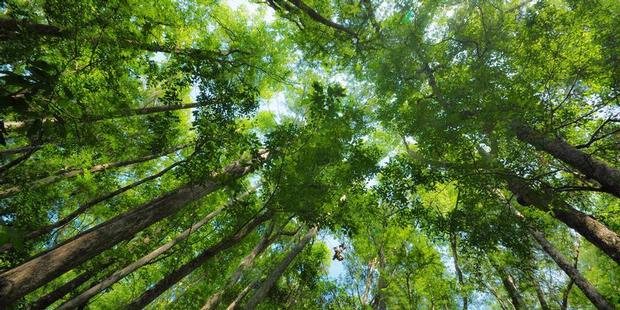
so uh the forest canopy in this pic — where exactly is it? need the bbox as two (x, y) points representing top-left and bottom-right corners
(0, 0), (619, 309)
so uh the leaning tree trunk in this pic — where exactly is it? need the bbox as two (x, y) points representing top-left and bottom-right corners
(533, 281), (550, 310)
(201, 221), (280, 310)
(124, 211), (272, 310)
(371, 243), (388, 310)
(226, 281), (256, 310)
(0, 151), (267, 306)
(512, 122), (620, 198)
(4, 103), (200, 131)
(561, 241), (580, 310)
(495, 267), (525, 310)
(56, 191), (250, 309)
(531, 228), (614, 310)
(423, 64), (620, 198)
(29, 262), (113, 310)
(450, 233), (468, 310)
(0, 160), (183, 253)
(0, 145), (40, 174)
(0, 143), (190, 199)
(510, 208), (616, 310)
(245, 226), (318, 310)
(506, 176), (620, 265)
(0, 144), (40, 157)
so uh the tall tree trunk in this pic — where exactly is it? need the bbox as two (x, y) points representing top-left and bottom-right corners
(201, 221), (280, 310)
(268, 0), (357, 37)
(524, 262), (550, 310)
(515, 215), (614, 310)
(29, 262), (112, 310)
(496, 268), (525, 310)
(226, 281), (256, 310)
(0, 160), (183, 253)
(245, 226), (318, 310)
(506, 176), (620, 265)
(403, 79), (620, 265)
(512, 122), (620, 198)
(533, 281), (550, 310)
(0, 143), (190, 199)
(56, 191), (249, 309)
(0, 144), (40, 157)
(371, 244), (388, 310)
(0, 145), (40, 174)
(360, 257), (377, 306)
(450, 233), (468, 310)
(124, 211), (272, 310)
(561, 240), (580, 310)
(4, 103), (200, 131)
(0, 151), (266, 306)
(424, 64), (620, 198)
(0, 18), (63, 38)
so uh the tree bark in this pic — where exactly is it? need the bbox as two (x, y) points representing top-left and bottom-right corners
(424, 64), (620, 199)
(497, 269), (525, 310)
(29, 262), (112, 310)
(0, 151), (267, 306)
(0, 17), (63, 39)
(561, 241), (579, 310)
(245, 226), (318, 310)
(201, 221), (280, 310)
(450, 233), (468, 310)
(510, 208), (614, 310)
(531, 229), (614, 310)
(0, 145), (40, 157)
(124, 211), (272, 309)
(4, 103), (200, 131)
(226, 280), (256, 310)
(506, 176), (620, 265)
(274, 0), (358, 37)
(360, 257), (377, 306)
(371, 243), (388, 310)
(512, 122), (620, 198)
(0, 161), (183, 253)
(533, 281), (550, 310)
(0, 145), (40, 174)
(0, 143), (190, 199)
(56, 191), (247, 309)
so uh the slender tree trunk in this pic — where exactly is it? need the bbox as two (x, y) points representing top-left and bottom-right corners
(0, 151), (266, 306)
(226, 281), (256, 310)
(245, 226), (318, 310)
(372, 244), (388, 310)
(510, 208), (614, 310)
(561, 241), (580, 310)
(271, 0), (358, 37)
(0, 144), (40, 157)
(0, 161), (183, 253)
(56, 191), (248, 309)
(512, 122), (620, 198)
(0, 18), (63, 38)
(0, 143), (189, 199)
(29, 262), (112, 310)
(529, 227), (613, 309)
(124, 211), (272, 309)
(506, 176), (620, 265)
(533, 280), (550, 310)
(484, 282), (509, 310)
(450, 233), (468, 310)
(360, 257), (377, 306)
(497, 269), (525, 310)
(424, 65), (620, 198)
(0, 145), (40, 174)
(4, 103), (200, 131)
(201, 221), (279, 310)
